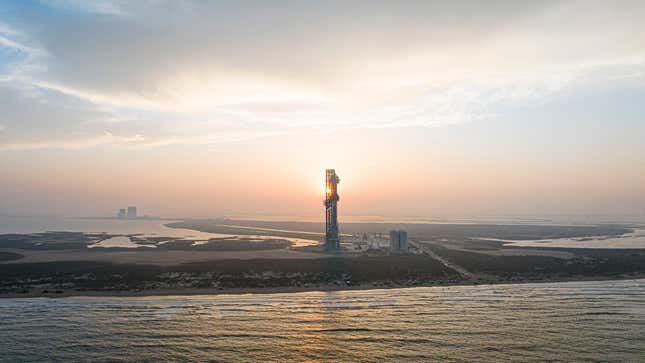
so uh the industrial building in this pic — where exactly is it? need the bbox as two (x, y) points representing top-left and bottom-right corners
(126, 206), (137, 219)
(390, 230), (409, 253)
(324, 169), (340, 250)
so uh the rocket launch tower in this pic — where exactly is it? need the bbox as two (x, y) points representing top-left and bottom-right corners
(324, 169), (340, 249)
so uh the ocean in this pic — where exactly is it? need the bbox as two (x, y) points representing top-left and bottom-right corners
(1, 279), (643, 362)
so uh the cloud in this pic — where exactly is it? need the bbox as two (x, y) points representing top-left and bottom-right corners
(0, 77), (296, 151)
(1, 0), (645, 149)
(0, 35), (34, 54)
(40, 0), (127, 16)
(0, 132), (115, 151)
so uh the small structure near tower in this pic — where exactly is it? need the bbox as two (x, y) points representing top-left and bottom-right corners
(324, 169), (341, 250)
(390, 230), (409, 253)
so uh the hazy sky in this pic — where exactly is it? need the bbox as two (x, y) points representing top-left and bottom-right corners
(1, 1), (644, 220)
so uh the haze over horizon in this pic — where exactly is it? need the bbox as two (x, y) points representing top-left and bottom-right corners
(1, 1), (644, 221)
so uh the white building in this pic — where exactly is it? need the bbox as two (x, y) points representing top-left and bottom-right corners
(390, 229), (409, 253)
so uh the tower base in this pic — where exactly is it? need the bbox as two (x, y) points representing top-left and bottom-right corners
(324, 239), (340, 250)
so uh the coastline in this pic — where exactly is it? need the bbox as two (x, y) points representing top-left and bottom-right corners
(3, 221), (645, 300)
(3, 273), (643, 299)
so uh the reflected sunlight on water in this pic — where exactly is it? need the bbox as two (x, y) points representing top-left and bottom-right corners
(1, 279), (644, 361)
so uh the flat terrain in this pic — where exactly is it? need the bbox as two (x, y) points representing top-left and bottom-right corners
(0, 248), (325, 265)
(0, 256), (460, 297)
(418, 241), (645, 281)
(1, 220), (644, 297)
(0, 251), (23, 262)
(171, 219), (631, 241)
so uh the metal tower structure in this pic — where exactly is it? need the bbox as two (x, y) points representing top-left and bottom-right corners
(324, 169), (340, 249)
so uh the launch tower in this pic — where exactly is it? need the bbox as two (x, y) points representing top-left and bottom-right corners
(324, 169), (340, 249)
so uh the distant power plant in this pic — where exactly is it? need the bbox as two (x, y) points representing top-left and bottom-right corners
(390, 230), (409, 253)
(117, 206), (138, 219)
(324, 169), (340, 250)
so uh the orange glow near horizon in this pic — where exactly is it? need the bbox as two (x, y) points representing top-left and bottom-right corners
(2, 127), (644, 220)
(1, 1), (645, 221)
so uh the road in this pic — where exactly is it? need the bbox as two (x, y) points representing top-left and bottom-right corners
(411, 240), (476, 279)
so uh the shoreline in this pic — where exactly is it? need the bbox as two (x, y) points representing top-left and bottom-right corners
(2, 273), (643, 299)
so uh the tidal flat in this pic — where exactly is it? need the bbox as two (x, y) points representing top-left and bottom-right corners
(1, 219), (644, 298)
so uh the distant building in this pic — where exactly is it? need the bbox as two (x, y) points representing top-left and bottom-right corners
(126, 206), (137, 219)
(390, 230), (399, 251)
(399, 230), (408, 251)
(390, 230), (409, 253)
(117, 208), (126, 219)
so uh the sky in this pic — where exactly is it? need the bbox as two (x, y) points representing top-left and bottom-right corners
(0, 0), (644, 221)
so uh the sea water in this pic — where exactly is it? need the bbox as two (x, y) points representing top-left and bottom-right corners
(0, 279), (643, 361)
